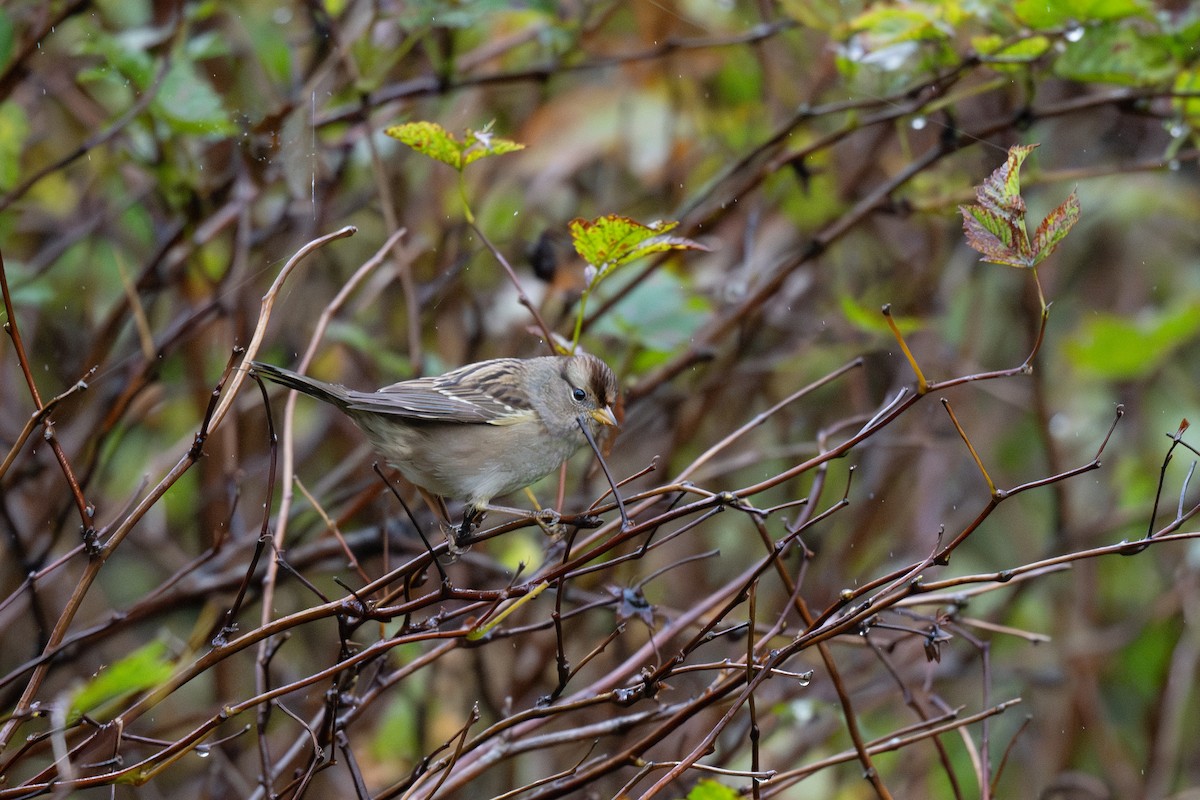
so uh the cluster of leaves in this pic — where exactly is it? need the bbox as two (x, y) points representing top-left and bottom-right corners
(387, 120), (708, 352)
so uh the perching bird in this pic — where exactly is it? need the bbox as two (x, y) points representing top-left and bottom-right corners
(250, 354), (619, 543)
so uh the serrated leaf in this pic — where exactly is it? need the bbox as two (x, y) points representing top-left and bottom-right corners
(568, 215), (707, 280)
(958, 144), (1079, 269)
(386, 121), (465, 168)
(385, 121), (524, 170)
(1031, 189), (1081, 265)
(976, 143), (1034, 217)
(960, 205), (1032, 268)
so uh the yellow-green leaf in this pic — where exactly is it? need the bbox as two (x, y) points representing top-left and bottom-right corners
(842, 6), (951, 45)
(973, 34), (1051, 63)
(386, 121), (466, 169)
(685, 779), (739, 800)
(385, 121), (524, 171)
(1014, 0), (1148, 29)
(568, 215), (707, 281)
(1173, 69), (1200, 127)
(68, 640), (174, 723)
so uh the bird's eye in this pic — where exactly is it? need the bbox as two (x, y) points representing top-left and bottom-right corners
(572, 387), (587, 402)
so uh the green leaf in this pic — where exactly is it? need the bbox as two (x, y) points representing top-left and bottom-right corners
(385, 121), (524, 171)
(1173, 69), (1200, 127)
(1162, 11), (1200, 60)
(395, 0), (507, 29)
(1054, 23), (1174, 86)
(67, 640), (175, 723)
(0, 102), (29, 191)
(1014, 0), (1150, 29)
(1065, 302), (1200, 379)
(843, 6), (953, 45)
(568, 215), (707, 281)
(0, 10), (14, 69)
(685, 779), (739, 800)
(76, 31), (156, 91)
(386, 121), (466, 168)
(152, 59), (235, 135)
(96, 0), (153, 27)
(973, 34), (1052, 64)
(839, 294), (921, 337)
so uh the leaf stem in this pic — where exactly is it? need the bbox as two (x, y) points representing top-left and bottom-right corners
(458, 171), (475, 225)
(570, 288), (592, 353)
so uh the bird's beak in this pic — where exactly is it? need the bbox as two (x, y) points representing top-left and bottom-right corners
(591, 406), (618, 427)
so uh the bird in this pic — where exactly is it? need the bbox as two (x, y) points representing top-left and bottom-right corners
(249, 354), (619, 544)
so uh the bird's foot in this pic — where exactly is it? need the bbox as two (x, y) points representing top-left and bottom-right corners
(446, 506), (485, 554)
(533, 507), (564, 538)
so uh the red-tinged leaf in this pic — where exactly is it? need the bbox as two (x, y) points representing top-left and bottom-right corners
(965, 145), (1035, 266)
(1031, 189), (1081, 266)
(568, 215), (707, 280)
(958, 143), (1079, 269)
(960, 204), (1033, 268)
(976, 143), (1036, 217)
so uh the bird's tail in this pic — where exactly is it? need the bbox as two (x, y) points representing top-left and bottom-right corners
(249, 361), (353, 409)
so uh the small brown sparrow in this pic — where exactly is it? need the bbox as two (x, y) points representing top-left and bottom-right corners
(250, 354), (619, 542)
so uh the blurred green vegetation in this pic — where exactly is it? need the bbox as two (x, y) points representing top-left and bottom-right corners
(1, 0), (1200, 798)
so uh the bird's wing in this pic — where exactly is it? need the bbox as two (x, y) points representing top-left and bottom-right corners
(344, 359), (538, 424)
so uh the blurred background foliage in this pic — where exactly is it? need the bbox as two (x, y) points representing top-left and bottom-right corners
(2, 0), (1200, 798)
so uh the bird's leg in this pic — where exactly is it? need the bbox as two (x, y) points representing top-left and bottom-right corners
(455, 505), (485, 548)
(477, 494), (564, 536)
(521, 488), (563, 536)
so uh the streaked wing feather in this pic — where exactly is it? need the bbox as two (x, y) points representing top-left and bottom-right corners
(344, 359), (536, 424)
